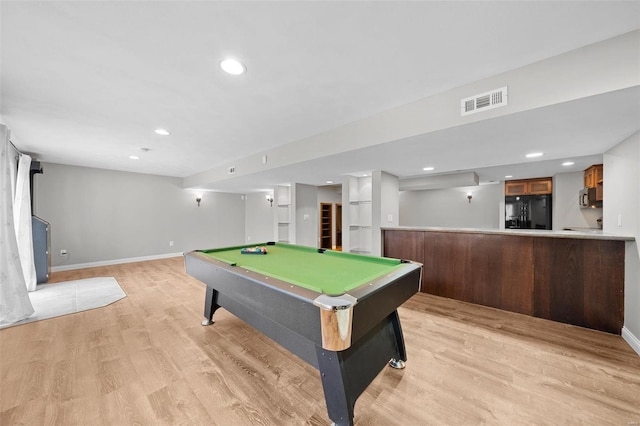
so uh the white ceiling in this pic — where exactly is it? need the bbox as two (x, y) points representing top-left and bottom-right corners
(2, 1), (639, 193)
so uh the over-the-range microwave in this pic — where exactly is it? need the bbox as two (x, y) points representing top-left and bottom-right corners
(579, 187), (602, 208)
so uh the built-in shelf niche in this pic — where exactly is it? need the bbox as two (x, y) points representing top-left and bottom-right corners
(276, 185), (292, 243)
(277, 206), (290, 223)
(347, 176), (372, 254)
(348, 201), (372, 227)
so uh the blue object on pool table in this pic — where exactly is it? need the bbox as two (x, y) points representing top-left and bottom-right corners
(241, 246), (268, 254)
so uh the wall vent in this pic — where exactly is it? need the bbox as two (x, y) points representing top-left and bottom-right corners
(461, 86), (508, 116)
(228, 166), (236, 174)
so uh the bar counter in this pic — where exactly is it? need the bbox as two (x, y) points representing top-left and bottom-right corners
(382, 227), (635, 334)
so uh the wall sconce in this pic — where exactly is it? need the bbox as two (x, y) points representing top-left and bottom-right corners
(467, 192), (473, 203)
(266, 194), (274, 207)
(196, 194), (202, 206)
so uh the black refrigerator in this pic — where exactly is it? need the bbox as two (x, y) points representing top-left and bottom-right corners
(505, 194), (552, 230)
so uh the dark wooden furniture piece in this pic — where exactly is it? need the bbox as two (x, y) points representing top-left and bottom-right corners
(382, 228), (626, 334)
(320, 202), (332, 249)
(336, 203), (343, 250)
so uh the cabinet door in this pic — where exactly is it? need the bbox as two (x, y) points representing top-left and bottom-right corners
(528, 179), (552, 195)
(595, 165), (603, 184)
(584, 168), (595, 188)
(584, 164), (603, 200)
(505, 181), (528, 195)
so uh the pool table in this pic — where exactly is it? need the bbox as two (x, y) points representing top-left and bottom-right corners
(184, 242), (422, 426)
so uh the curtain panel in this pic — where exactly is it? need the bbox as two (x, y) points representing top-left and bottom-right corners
(0, 125), (34, 324)
(14, 153), (37, 291)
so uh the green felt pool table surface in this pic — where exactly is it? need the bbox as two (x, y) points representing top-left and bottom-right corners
(199, 243), (403, 295)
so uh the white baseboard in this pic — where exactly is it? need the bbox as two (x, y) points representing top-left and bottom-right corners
(622, 326), (640, 356)
(51, 252), (183, 272)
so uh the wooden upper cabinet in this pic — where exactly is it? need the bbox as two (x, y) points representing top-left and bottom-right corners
(505, 181), (528, 196)
(584, 164), (603, 188)
(505, 177), (552, 196)
(596, 166), (603, 183)
(584, 168), (594, 188)
(528, 179), (553, 194)
(584, 164), (603, 201)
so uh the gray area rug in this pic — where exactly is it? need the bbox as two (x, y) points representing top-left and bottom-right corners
(0, 277), (126, 329)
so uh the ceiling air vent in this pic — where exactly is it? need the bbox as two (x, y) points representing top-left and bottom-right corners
(461, 86), (508, 116)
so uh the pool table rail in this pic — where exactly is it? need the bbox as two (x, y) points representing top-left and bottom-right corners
(186, 249), (421, 351)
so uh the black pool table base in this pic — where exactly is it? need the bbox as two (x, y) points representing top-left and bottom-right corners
(202, 305), (408, 426)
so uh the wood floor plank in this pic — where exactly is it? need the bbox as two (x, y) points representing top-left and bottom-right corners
(1, 257), (638, 425)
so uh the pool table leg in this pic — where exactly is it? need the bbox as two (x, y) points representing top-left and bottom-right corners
(315, 349), (355, 426)
(315, 310), (408, 426)
(388, 310), (407, 369)
(201, 285), (221, 326)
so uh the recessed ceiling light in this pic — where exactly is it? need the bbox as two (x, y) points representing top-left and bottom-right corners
(220, 58), (246, 75)
(129, 155), (140, 160)
(423, 167), (434, 171)
(155, 129), (170, 136)
(526, 152), (544, 158)
(562, 161), (575, 166)
(326, 180), (334, 184)
(505, 175), (513, 178)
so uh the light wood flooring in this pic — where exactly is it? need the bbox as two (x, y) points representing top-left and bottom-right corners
(1, 257), (639, 425)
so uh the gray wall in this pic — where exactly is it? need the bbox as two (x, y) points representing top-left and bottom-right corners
(244, 191), (274, 244)
(295, 183), (318, 248)
(400, 174), (605, 231)
(34, 163), (245, 268)
(399, 183), (503, 229)
(603, 131), (639, 352)
(552, 171), (603, 230)
(317, 185), (341, 204)
(372, 171), (399, 255)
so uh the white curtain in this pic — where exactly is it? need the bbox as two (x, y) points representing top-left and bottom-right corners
(14, 153), (37, 291)
(0, 125), (34, 324)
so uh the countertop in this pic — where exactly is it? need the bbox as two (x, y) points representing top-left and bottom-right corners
(381, 226), (635, 241)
